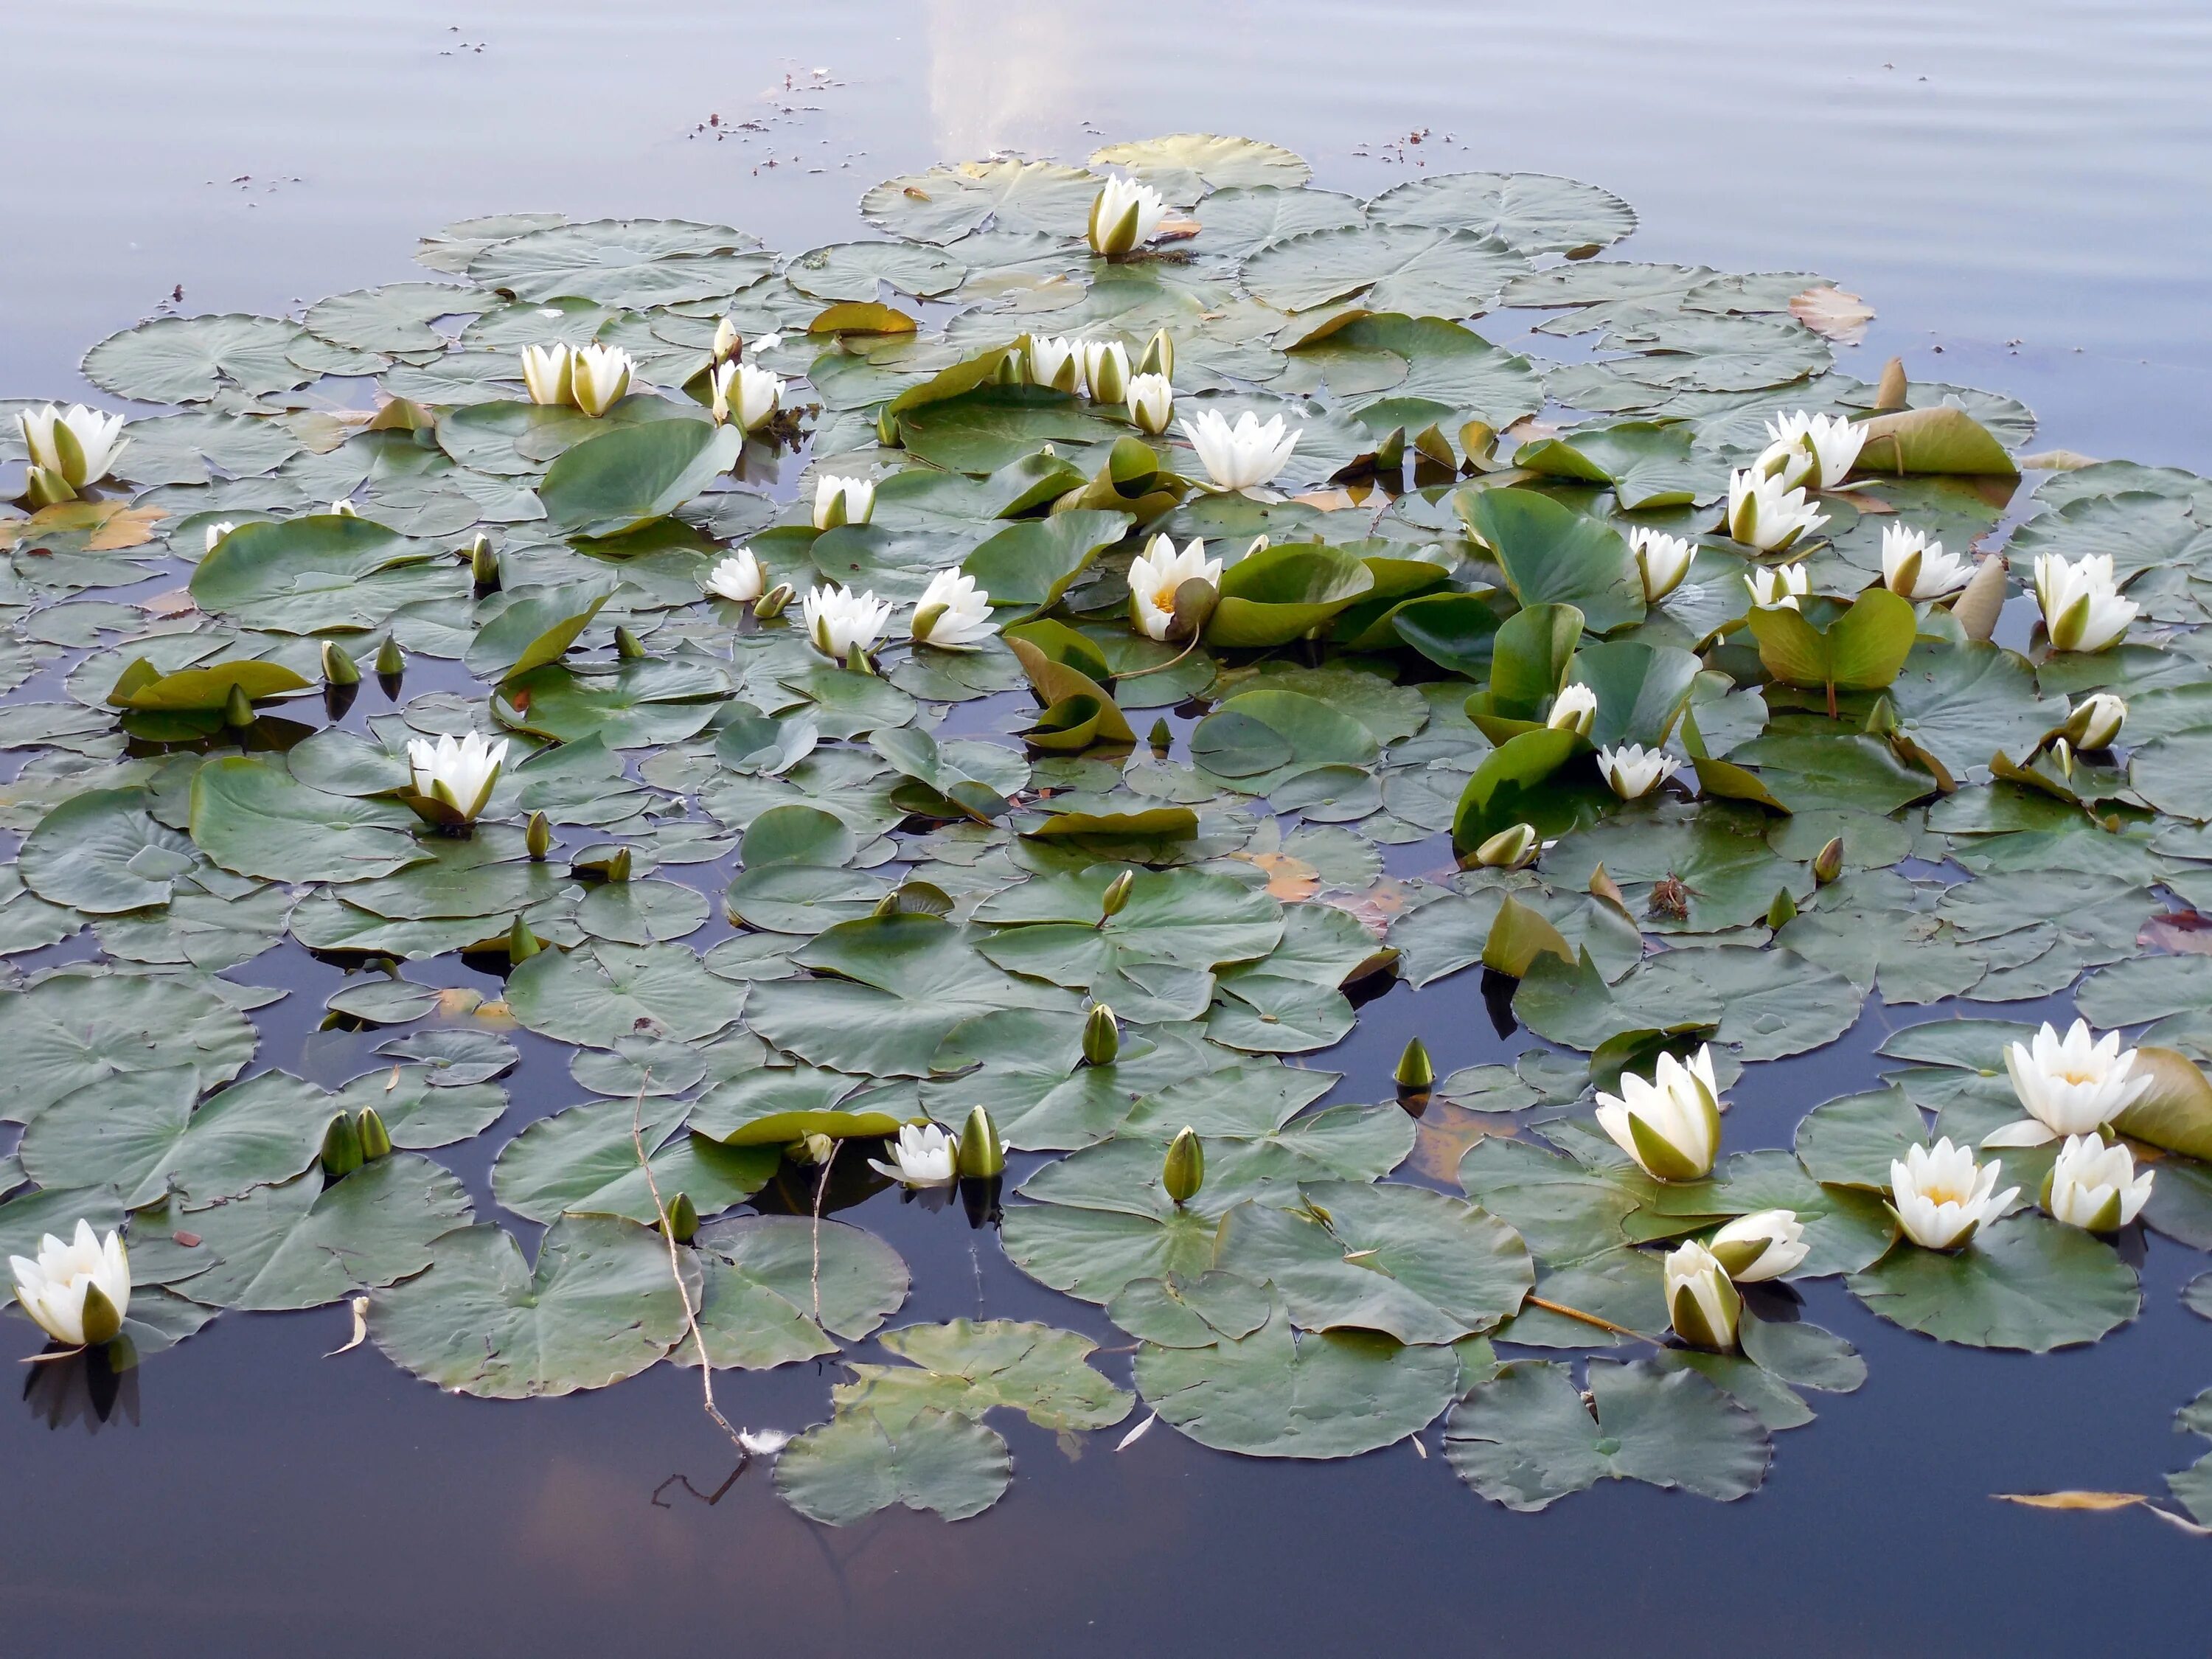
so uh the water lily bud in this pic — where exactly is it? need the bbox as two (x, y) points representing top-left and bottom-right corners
(1080, 340), (1131, 406)
(375, 636), (405, 676)
(1394, 1037), (1435, 1092)
(1126, 372), (1173, 435)
(321, 1112), (365, 1179)
(2063, 692), (2126, 751)
(321, 639), (361, 686)
(1139, 329), (1175, 378)
(521, 343), (574, 406)
(470, 534), (500, 590)
(753, 582), (796, 620)
(958, 1106), (1006, 1180)
(1595, 1046), (1723, 1181)
(1707, 1208), (1809, 1280)
(526, 811), (552, 861)
(605, 846), (633, 883)
(1812, 836), (1844, 884)
(10, 1220), (132, 1350)
(877, 406), (902, 447)
(794, 1132), (836, 1166)
(23, 465), (77, 507)
(813, 474), (876, 530)
(1588, 863), (1629, 911)
(712, 316), (740, 366)
(568, 344), (635, 419)
(1149, 717), (1173, 754)
(1099, 870), (1135, 922)
(1766, 888), (1798, 929)
(1663, 1240), (1741, 1351)
(615, 625), (647, 660)
(2050, 735), (2075, 778)
(663, 1191), (699, 1244)
(1474, 823), (1537, 870)
(356, 1106), (393, 1161)
(1083, 1003), (1120, 1067)
(1088, 175), (1169, 258)
(329, 498), (360, 518)
(1546, 682), (1598, 736)
(507, 916), (541, 961)
(223, 681), (256, 728)
(1163, 1127), (1204, 1206)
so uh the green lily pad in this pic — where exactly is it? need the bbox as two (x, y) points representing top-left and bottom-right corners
(1847, 1214), (2140, 1351)
(776, 1405), (1012, 1525)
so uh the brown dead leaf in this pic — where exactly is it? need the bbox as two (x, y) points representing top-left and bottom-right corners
(84, 504), (170, 551)
(138, 588), (198, 618)
(1155, 217), (1202, 243)
(1992, 1491), (2146, 1512)
(1320, 880), (1415, 932)
(1407, 1106), (1523, 1183)
(2017, 448), (2101, 472)
(1790, 285), (1875, 344)
(1503, 417), (1562, 444)
(2143, 911), (2212, 955)
(471, 998), (519, 1029)
(172, 1231), (203, 1249)
(1289, 488), (1361, 512)
(437, 986), (487, 1018)
(1238, 850), (1320, 902)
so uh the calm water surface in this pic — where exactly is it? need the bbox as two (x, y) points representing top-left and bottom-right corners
(4, 4), (2211, 1653)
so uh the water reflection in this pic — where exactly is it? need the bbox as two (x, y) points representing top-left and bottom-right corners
(21, 1344), (140, 1434)
(924, 0), (1100, 158)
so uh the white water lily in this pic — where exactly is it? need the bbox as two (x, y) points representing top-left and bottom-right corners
(1745, 561), (1812, 611)
(1984, 1018), (2152, 1148)
(2046, 1133), (2154, 1233)
(204, 521), (237, 554)
(1753, 436), (1814, 493)
(911, 567), (995, 649)
(2034, 551), (2138, 653)
(1180, 408), (1301, 495)
(1127, 534), (1222, 641)
(568, 344), (634, 417)
(1889, 1138), (2017, 1251)
(1127, 372), (1173, 436)
(1727, 468), (1827, 553)
(1628, 526), (1695, 602)
(1707, 1208), (1809, 1281)
(2064, 691), (2126, 751)
(813, 473), (875, 531)
(1026, 334), (1085, 395)
(1765, 409), (1865, 490)
(330, 498), (359, 517)
(405, 731), (509, 825)
(1595, 1046), (1722, 1181)
(1547, 681), (1599, 736)
(712, 361), (782, 431)
(1881, 524), (1974, 599)
(519, 343), (573, 406)
(801, 582), (891, 664)
(1081, 339), (1131, 406)
(1599, 742), (1680, 800)
(1663, 1240), (1740, 1351)
(18, 404), (128, 490)
(10, 1220), (131, 1349)
(712, 316), (741, 365)
(868, 1122), (957, 1187)
(1088, 174), (1169, 257)
(703, 548), (765, 603)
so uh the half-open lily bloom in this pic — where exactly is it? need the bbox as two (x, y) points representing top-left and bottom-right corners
(1765, 409), (1865, 490)
(1663, 1240), (1740, 1350)
(1547, 682), (1598, 735)
(1127, 534), (1222, 641)
(1727, 468), (1827, 552)
(1595, 1046), (1722, 1181)
(405, 731), (509, 827)
(1707, 1208), (1809, 1281)
(1026, 334), (1085, 394)
(2064, 691), (2127, 751)
(1985, 1018), (2152, 1148)
(1745, 561), (1811, 611)
(18, 403), (128, 490)
(1628, 526), (1695, 602)
(2046, 1133), (2154, 1233)
(2034, 551), (2138, 653)
(712, 361), (782, 432)
(1088, 175), (1169, 257)
(801, 582), (891, 664)
(204, 521), (237, 554)
(1180, 408), (1300, 495)
(1127, 372), (1173, 435)
(10, 1219), (130, 1349)
(1599, 742), (1680, 800)
(1753, 435), (1814, 493)
(1889, 1138), (2017, 1250)
(712, 316), (741, 365)
(703, 548), (765, 604)
(519, 343), (574, 406)
(911, 567), (995, 648)
(1882, 524), (1974, 599)
(813, 474), (875, 530)
(568, 344), (635, 417)
(868, 1123), (957, 1187)
(1081, 339), (1131, 406)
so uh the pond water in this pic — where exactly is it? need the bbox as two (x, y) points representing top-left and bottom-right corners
(6, 3), (2212, 1654)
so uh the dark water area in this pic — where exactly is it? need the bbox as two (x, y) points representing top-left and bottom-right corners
(5, 2), (2212, 1654)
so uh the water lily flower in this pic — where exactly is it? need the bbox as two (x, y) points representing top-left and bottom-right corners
(1727, 468), (1827, 553)
(2064, 691), (2126, 751)
(568, 344), (634, 417)
(911, 567), (995, 648)
(330, 498), (359, 517)
(1882, 524), (1974, 599)
(1888, 1138), (2017, 1250)
(1547, 682), (1599, 736)
(1595, 1046), (1722, 1181)
(1984, 1018), (2153, 1148)
(712, 361), (782, 432)
(1026, 334), (1085, 395)
(868, 1123), (957, 1187)
(1180, 408), (1301, 495)
(801, 582), (891, 664)
(712, 316), (741, 365)
(2034, 551), (2138, 653)
(1473, 822), (1537, 870)
(703, 548), (765, 603)
(1744, 561), (1812, 611)
(1127, 533), (1222, 641)
(10, 1220), (130, 1349)
(2045, 1132), (2154, 1233)
(1127, 372), (1173, 435)
(1599, 742), (1680, 800)
(1707, 1208), (1809, 1281)
(204, 521), (237, 554)
(404, 731), (509, 827)
(1753, 436), (1815, 493)
(1764, 409), (1865, 490)
(813, 474), (875, 530)
(18, 404), (128, 490)
(519, 343), (574, 406)
(1081, 339), (1130, 406)
(1663, 1240), (1740, 1351)
(1088, 174), (1169, 257)
(1628, 526), (1695, 602)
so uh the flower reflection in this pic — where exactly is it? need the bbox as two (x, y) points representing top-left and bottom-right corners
(21, 1343), (139, 1434)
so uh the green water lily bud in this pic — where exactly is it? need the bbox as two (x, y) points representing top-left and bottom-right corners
(223, 681), (256, 728)
(663, 1191), (699, 1244)
(752, 582), (796, 620)
(468, 534), (499, 589)
(2062, 691), (2126, 751)
(321, 1112), (365, 1178)
(958, 1106), (1006, 1179)
(2050, 735), (2075, 778)
(1766, 888), (1798, 929)
(1099, 870), (1134, 924)
(1163, 1127), (1204, 1206)
(1083, 1003), (1120, 1067)
(615, 625), (647, 660)
(356, 1106), (393, 1161)
(1138, 328), (1175, 378)
(321, 639), (361, 687)
(604, 846), (632, 883)
(1812, 835), (1844, 885)
(1474, 823), (1537, 870)
(507, 916), (540, 961)
(23, 465), (77, 508)
(526, 811), (552, 861)
(1394, 1037), (1435, 1091)
(1148, 717), (1174, 754)
(375, 636), (405, 676)
(1588, 863), (1630, 911)
(1663, 1240), (1740, 1352)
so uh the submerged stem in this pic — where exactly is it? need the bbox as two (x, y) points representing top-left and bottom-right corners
(631, 1076), (745, 1455)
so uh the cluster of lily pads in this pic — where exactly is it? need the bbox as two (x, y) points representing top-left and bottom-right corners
(6, 131), (2212, 1527)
